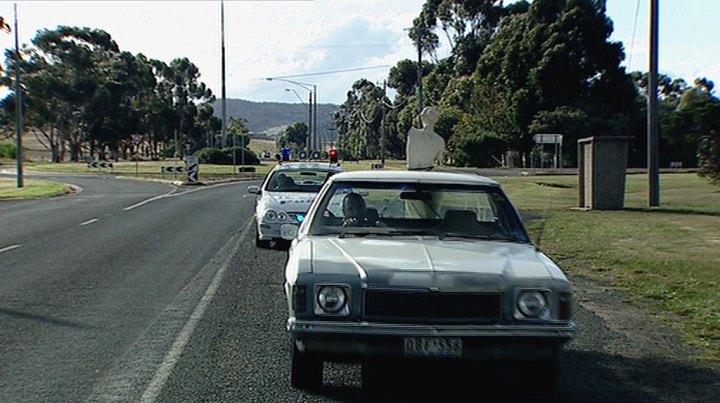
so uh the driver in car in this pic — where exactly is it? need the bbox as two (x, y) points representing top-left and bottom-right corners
(341, 193), (382, 227)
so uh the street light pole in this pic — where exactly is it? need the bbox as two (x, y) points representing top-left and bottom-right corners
(265, 77), (316, 150)
(285, 88), (311, 150)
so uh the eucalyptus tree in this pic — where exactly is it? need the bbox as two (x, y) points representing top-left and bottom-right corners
(149, 57), (214, 158)
(660, 78), (720, 180)
(333, 79), (388, 159)
(468, 0), (637, 165)
(279, 121), (308, 149)
(32, 26), (123, 161)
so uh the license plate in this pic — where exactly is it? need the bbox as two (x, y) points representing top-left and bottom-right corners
(404, 337), (462, 357)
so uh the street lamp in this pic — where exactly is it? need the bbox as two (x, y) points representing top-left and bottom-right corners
(265, 77), (317, 151)
(285, 88), (311, 150)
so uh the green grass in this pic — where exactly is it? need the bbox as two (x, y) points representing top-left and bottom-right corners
(23, 160), (270, 180)
(496, 173), (720, 361)
(0, 177), (73, 200)
(21, 158), (410, 179)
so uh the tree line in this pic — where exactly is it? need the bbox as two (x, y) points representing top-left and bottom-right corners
(0, 25), (254, 164)
(332, 0), (720, 183)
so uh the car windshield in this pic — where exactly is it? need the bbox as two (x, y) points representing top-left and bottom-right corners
(265, 169), (336, 193)
(308, 181), (530, 243)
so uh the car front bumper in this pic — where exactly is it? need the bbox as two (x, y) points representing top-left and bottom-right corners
(289, 319), (576, 362)
(258, 221), (298, 241)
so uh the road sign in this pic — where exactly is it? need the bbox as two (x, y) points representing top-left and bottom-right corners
(161, 166), (185, 173)
(87, 162), (113, 169)
(186, 155), (199, 183)
(298, 151), (308, 160)
(533, 133), (563, 144)
(131, 134), (144, 145)
(311, 151), (321, 160)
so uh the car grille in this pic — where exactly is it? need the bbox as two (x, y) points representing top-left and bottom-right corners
(363, 290), (502, 324)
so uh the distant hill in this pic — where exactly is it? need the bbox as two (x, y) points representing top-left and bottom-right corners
(211, 99), (340, 143)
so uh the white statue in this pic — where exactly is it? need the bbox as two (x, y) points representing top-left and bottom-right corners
(406, 106), (445, 170)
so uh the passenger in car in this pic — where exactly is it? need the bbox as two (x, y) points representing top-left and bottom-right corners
(273, 173), (294, 190)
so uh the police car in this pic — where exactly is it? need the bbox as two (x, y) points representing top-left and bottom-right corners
(247, 161), (345, 248)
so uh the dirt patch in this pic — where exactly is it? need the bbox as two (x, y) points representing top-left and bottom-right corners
(572, 275), (697, 360)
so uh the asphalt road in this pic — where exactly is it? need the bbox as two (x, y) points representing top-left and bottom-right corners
(1, 173), (718, 402)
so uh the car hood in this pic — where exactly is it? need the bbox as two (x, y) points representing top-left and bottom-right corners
(295, 237), (568, 286)
(261, 191), (317, 213)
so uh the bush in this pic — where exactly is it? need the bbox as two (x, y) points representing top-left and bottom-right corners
(698, 134), (720, 185)
(196, 146), (260, 165)
(196, 147), (227, 164)
(451, 131), (507, 167)
(0, 143), (17, 159)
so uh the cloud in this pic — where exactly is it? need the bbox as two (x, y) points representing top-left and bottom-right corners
(230, 4), (424, 104)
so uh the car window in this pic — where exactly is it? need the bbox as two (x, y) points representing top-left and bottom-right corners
(265, 169), (335, 193)
(309, 181), (529, 242)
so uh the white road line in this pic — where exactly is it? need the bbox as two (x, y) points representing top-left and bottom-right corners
(80, 218), (99, 226)
(123, 194), (170, 211)
(0, 244), (21, 254)
(139, 218), (253, 403)
(123, 182), (241, 211)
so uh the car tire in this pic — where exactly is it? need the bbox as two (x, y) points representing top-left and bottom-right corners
(290, 340), (322, 390)
(255, 226), (271, 249)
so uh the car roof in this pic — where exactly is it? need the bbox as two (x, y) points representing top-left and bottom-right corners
(271, 162), (345, 173)
(327, 170), (499, 186)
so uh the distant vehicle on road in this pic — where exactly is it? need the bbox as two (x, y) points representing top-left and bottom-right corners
(247, 161), (344, 248)
(280, 170), (576, 391)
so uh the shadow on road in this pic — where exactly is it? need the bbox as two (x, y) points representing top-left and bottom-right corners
(304, 350), (719, 403)
(0, 307), (89, 329)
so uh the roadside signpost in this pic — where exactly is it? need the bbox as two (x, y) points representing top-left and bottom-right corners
(186, 155), (199, 183)
(131, 134), (143, 176)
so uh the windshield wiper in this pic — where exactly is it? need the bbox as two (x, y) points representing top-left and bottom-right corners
(386, 230), (434, 236)
(338, 230), (432, 238)
(439, 233), (531, 244)
(437, 232), (491, 241)
(338, 231), (375, 238)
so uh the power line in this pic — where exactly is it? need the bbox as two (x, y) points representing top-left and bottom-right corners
(299, 43), (413, 49)
(628, 0), (642, 71)
(258, 65), (391, 81)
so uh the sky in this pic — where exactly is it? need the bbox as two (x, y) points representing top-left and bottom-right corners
(0, 0), (718, 106)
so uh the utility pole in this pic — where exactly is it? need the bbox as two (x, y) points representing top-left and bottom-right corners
(313, 85), (317, 151)
(648, 0), (660, 207)
(14, 3), (23, 188)
(220, 0), (227, 150)
(307, 91), (312, 150)
(381, 80), (386, 165)
(417, 24), (424, 128)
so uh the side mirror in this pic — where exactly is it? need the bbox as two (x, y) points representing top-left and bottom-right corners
(247, 185), (260, 194)
(280, 224), (299, 240)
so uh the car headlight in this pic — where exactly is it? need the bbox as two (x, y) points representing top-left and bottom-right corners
(277, 211), (288, 222)
(315, 285), (350, 315)
(517, 291), (548, 318)
(264, 209), (277, 221)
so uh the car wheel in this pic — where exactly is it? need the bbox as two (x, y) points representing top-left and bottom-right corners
(290, 340), (322, 390)
(255, 226), (271, 248)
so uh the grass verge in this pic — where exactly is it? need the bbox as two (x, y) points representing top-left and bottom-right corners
(496, 173), (720, 362)
(0, 177), (73, 200)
